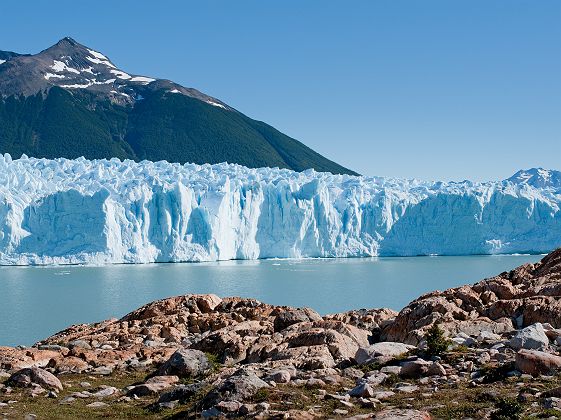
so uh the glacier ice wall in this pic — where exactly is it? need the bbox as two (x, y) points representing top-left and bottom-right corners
(0, 155), (560, 265)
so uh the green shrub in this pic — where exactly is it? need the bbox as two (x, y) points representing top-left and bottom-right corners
(424, 323), (451, 356)
(490, 397), (523, 420)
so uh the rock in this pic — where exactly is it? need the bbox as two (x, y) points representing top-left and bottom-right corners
(543, 387), (561, 398)
(375, 409), (432, 419)
(395, 384), (419, 393)
(8, 367), (63, 391)
(452, 332), (477, 347)
(238, 403), (257, 415)
(60, 396), (75, 404)
(267, 369), (291, 384)
(273, 308), (322, 332)
(306, 378), (326, 387)
(216, 400), (242, 413)
(355, 342), (415, 365)
(159, 401), (178, 409)
(427, 361), (447, 376)
(204, 373), (269, 407)
(399, 359), (431, 378)
(515, 349), (561, 376)
(364, 371), (388, 385)
(158, 382), (207, 404)
(92, 366), (113, 375)
(48, 356), (89, 374)
(157, 348), (211, 377)
(543, 397), (561, 409)
(68, 340), (91, 350)
(128, 375), (179, 396)
(146, 375), (179, 387)
(381, 251), (561, 344)
(509, 323), (550, 350)
(87, 401), (108, 408)
(93, 386), (118, 398)
(348, 382), (375, 398)
(373, 390), (395, 400)
(381, 365), (402, 375)
(256, 401), (270, 411)
(478, 331), (502, 343)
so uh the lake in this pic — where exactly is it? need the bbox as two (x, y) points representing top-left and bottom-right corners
(0, 254), (542, 346)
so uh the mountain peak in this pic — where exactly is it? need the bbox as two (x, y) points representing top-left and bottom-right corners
(0, 38), (357, 175)
(56, 37), (80, 47)
(507, 168), (561, 189)
(42, 36), (92, 57)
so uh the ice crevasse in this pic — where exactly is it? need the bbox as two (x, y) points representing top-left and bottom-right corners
(0, 154), (560, 265)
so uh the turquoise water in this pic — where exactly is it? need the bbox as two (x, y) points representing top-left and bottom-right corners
(0, 255), (542, 346)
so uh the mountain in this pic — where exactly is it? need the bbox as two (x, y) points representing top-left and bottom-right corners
(506, 168), (561, 189)
(0, 37), (356, 175)
(0, 155), (559, 265)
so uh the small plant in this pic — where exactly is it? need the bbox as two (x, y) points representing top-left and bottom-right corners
(424, 323), (451, 356)
(253, 388), (270, 402)
(490, 397), (523, 420)
(205, 352), (222, 373)
(479, 362), (515, 384)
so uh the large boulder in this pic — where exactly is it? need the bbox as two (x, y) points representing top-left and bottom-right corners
(399, 359), (432, 379)
(355, 342), (415, 365)
(158, 382), (208, 404)
(508, 323), (550, 350)
(8, 367), (63, 391)
(203, 373), (269, 407)
(272, 307), (322, 332)
(157, 349), (211, 377)
(127, 375), (179, 397)
(515, 349), (561, 376)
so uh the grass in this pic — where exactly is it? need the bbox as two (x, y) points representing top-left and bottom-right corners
(4, 363), (561, 419)
(0, 370), (186, 420)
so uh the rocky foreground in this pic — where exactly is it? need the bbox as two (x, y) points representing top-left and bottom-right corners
(2, 249), (561, 419)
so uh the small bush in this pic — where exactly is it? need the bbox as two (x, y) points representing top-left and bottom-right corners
(253, 388), (270, 402)
(490, 397), (523, 420)
(424, 323), (451, 357)
(205, 353), (222, 373)
(479, 362), (515, 384)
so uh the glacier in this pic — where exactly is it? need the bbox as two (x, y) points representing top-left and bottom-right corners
(0, 154), (560, 265)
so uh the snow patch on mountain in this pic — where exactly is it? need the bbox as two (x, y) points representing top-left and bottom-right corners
(507, 168), (561, 189)
(110, 69), (131, 80)
(51, 60), (80, 74)
(0, 155), (559, 265)
(206, 100), (227, 109)
(85, 55), (116, 69)
(130, 76), (155, 84)
(44, 73), (65, 80)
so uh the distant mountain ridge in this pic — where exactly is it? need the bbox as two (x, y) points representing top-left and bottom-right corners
(506, 168), (561, 189)
(0, 37), (357, 175)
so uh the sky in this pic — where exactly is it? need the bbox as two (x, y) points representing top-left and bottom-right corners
(1, 1), (560, 181)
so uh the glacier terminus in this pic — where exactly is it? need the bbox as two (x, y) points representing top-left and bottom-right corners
(0, 155), (559, 265)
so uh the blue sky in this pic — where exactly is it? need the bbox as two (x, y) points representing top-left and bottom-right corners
(1, 1), (559, 180)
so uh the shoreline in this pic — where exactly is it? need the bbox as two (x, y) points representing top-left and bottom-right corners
(0, 251), (550, 269)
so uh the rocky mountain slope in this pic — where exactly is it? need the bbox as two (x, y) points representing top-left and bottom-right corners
(1, 249), (561, 418)
(0, 37), (356, 175)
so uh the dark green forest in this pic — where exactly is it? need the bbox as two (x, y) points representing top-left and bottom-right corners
(0, 87), (357, 175)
